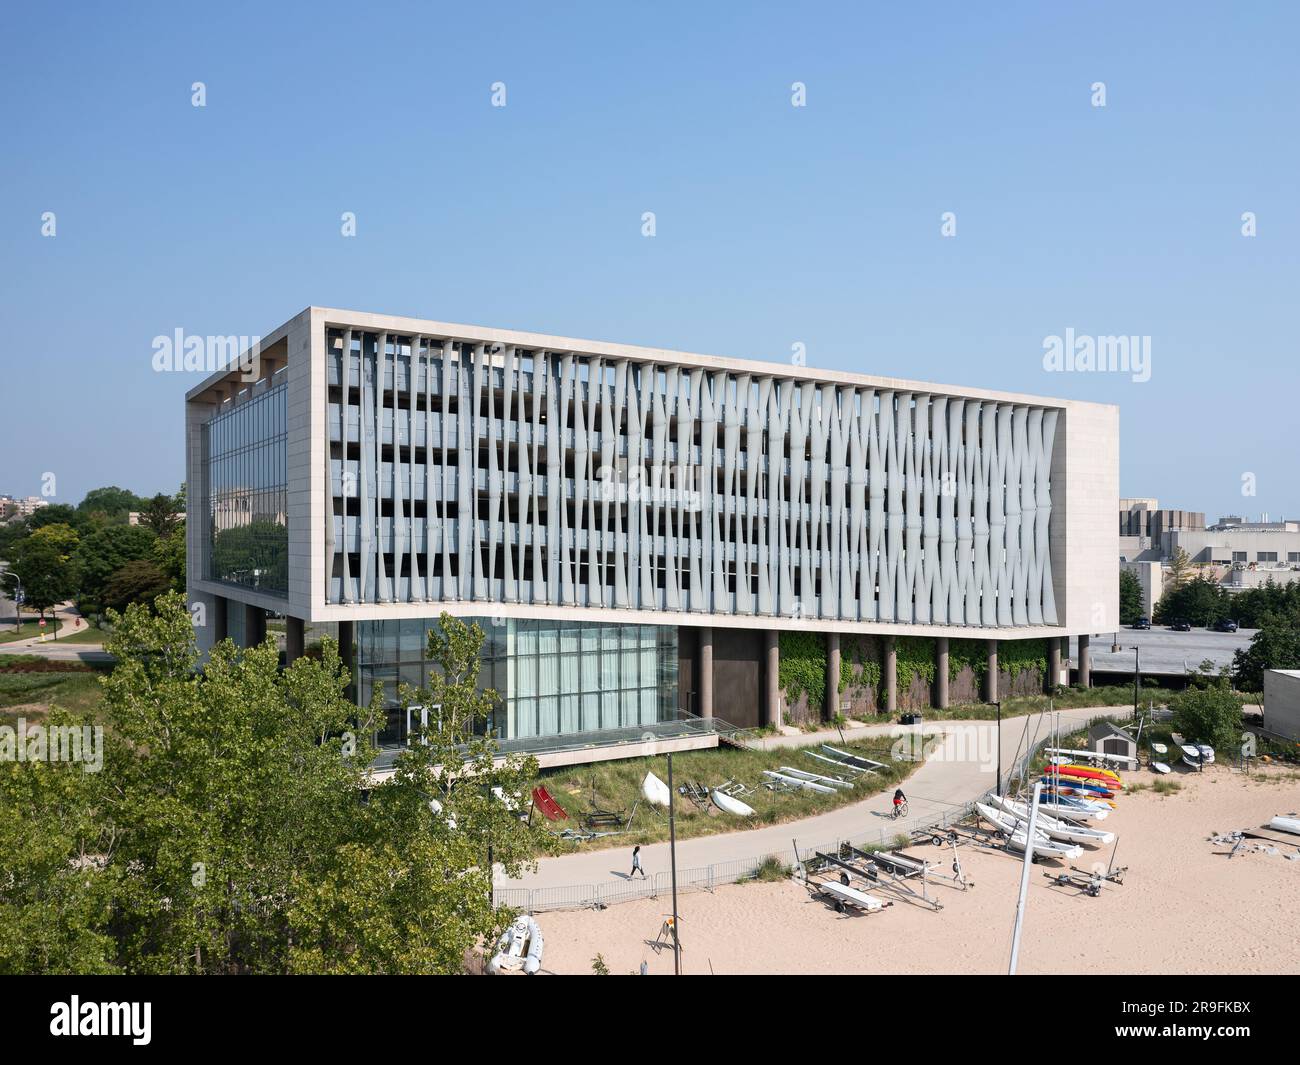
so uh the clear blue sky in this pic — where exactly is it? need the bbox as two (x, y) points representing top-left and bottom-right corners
(1, 1), (1296, 519)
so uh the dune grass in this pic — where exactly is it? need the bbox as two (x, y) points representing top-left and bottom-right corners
(534, 735), (921, 850)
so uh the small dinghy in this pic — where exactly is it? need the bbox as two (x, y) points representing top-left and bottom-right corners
(489, 914), (544, 975)
(1180, 744), (1205, 768)
(642, 771), (671, 807)
(1151, 761), (1171, 774)
(1269, 815), (1300, 836)
(712, 789), (756, 816)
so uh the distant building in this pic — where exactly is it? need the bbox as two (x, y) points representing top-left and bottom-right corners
(1, 495), (50, 520)
(1118, 501), (1300, 599)
(127, 511), (187, 527)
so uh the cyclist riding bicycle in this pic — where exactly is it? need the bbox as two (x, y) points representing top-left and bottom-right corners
(892, 788), (907, 818)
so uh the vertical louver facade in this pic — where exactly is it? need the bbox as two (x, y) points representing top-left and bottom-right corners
(324, 327), (1060, 627)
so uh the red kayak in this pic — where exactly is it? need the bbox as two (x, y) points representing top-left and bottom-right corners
(1050, 764), (1123, 787)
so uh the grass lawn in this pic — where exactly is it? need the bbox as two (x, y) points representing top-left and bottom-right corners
(532, 735), (922, 850)
(0, 619), (64, 643)
(0, 669), (107, 728)
(917, 685), (1183, 722)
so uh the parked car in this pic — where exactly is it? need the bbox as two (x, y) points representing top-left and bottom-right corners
(1133, 617), (1151, 630)
(1170, 618), (1192, 632)
(1212, 618), (1239, 633)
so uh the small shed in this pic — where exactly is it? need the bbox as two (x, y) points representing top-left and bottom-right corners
(1088, 721), (1138, 764)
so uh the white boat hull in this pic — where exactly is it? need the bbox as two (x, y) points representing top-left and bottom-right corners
(985, 793), (1114, 846)
(1269, 815), (1300, 836)
(975, 802), (1083, 859)
(764, 769), (835, 794)
(489, 915), (544, 975)
(712, 789), (756, 816)
(642, 771), (671, 807)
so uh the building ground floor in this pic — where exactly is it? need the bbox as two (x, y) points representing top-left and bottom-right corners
(202, 594), (1098, 755)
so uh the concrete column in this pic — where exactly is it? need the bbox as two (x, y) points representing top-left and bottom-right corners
(765, 629), (781, 729)
(935, 636), (949, 709)
(985, 639), (999, 703)
(243, 603), (266, 648)
(825, 632), (840, 722)
(884, 636), (898, 714)
(285, 616), (305, 666)
(698, 626), (714, 720)
(212, 596), (228, 643)
(1078, 633), (1091, 688)
(1047, 637), (1062, 692)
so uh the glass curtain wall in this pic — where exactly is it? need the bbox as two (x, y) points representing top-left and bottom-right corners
(356, 616), (678, 745)
(201, 381), (289, 596)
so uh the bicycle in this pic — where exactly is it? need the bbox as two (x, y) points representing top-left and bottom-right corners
(891, 799), (909, 820)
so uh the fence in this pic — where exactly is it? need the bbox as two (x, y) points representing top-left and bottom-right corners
(496, 710), (1126, 913)
(493, 801), (980, 913)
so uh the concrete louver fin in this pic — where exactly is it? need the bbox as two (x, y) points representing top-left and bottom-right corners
(440, 341), (455, 600)
(391, 335), (406, 603)
(335, 329), (351, 603)
(323, 336), (1064, 630)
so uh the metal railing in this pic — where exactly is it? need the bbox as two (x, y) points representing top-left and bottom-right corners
(492, 802), (980, 913)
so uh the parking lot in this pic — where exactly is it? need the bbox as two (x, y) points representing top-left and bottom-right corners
(1069, 625), (1255, 678)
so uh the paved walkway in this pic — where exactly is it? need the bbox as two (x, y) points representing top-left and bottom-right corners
(495, 704), (1127, 891)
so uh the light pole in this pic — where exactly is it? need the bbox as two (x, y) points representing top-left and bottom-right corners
(1130, 646), (1141, 716)
(666, 751), (681, 975)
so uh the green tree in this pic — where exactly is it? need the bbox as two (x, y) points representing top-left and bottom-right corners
(0, 718), (120, 974)
(2, 595), (555, 975)
(1119, 569), (1145, 624)
(6, 524), (80, 617)
(102, 559), (172, 614)
(1154, 574), (1227, 627)
(151, 522), (186, 592)
(1172, 684), (1243, 752)
(1166, 547), (1194, 590)
(76, 486), (144, 523)
(289, 613), (554, 973)
(1231, 609), (1300, 691)
(73, 524), (156, 617)
(138, 493), (181, 537)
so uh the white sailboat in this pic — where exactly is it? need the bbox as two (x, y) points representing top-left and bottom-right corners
(985, 792), (1115, 846)
(975, 802), (1084, 860)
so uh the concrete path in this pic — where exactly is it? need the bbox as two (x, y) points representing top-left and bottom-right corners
(496, 704), (1128, 891)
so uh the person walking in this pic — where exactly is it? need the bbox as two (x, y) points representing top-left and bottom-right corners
(630, 845), (647, 879)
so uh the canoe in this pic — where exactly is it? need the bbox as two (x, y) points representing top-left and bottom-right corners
(712, 789), (756, 817)
(1043, 784), (1117, 807)
(642, 771), (671, 808)
(1268, 815), (1300, 836)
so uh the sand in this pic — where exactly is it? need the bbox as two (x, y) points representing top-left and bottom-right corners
(536, 766), (1300, 974)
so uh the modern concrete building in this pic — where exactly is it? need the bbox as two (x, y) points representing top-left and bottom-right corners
(185, 308), (1118, 755)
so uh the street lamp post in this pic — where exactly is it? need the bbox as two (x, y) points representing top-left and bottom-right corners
(1130, 646), (1141, 715)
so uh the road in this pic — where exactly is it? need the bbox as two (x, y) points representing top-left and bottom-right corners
(495, 704), (1126, 893)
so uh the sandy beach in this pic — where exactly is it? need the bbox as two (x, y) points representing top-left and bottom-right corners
(536, 766), (1300, 975)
